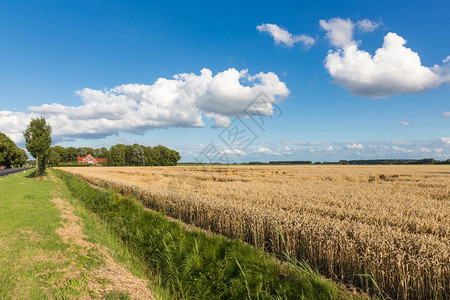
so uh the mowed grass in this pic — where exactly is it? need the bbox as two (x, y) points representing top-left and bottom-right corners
(0, 170), (154, 299)
(0, 170), (65, 298)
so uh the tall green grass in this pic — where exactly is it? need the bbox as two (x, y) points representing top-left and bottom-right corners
(54, 169), (359, 300)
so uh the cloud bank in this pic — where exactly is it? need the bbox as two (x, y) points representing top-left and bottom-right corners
(2, 68), (289, 143)
(177, 139), (450, 162)
(256, 23), (315, 48)
(320, 18), (450, 98)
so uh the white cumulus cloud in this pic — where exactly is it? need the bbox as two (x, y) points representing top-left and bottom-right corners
(320, 18), (355, 48)
(443, 112), (450, 117)
(253, 146), (281, 156)
(320, 17), (450, 98)
(346, 143), (364, 149)
(257, 23), (315, 48)
(396, 121), (412, 127)
(1, 68), (289, 143)
(441, 137), (450, 145)
(223, 148), (246, 156)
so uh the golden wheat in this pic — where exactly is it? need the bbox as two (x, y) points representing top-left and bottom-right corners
(57, 165), (450, 299)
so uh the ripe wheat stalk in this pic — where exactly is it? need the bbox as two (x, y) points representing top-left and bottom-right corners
(58, 165), (450, 299)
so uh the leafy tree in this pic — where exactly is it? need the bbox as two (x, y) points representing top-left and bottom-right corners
(143, 146), (156, 166)
(65, 147), (78, 162)
(51, 146), (67, 163)
(23, 117), (52, 176)
(151, 145), (180, 166)
(109, 144), (127, 166)
(76, 147), (88, 157)
(12, 148), (28, 167)
(125, 144), (146, 166)
(99, 147), (109, 159)
(48, 147), (61, 166)
(0, 132), (28, 168)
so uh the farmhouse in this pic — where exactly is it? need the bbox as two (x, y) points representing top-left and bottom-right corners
(77, 154), (107, 165)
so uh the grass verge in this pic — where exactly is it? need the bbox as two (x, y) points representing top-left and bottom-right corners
(0, 169), (158, 299)
(0, 169), (66, 298)
(55, 169), (365, 299)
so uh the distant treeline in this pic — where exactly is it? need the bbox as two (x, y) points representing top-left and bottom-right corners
(247, 158), (450, 165)
(49, 144), (181, 166)
(249, 161), (312, 165)
(334, 159), (450, 165)
(0, 132), (28, 168)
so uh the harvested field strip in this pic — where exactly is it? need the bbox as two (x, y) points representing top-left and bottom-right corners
(57, 165), (450, 299)
(54, 169), (362, 299)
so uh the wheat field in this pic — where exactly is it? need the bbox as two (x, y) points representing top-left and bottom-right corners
(57, 165), (450, 299)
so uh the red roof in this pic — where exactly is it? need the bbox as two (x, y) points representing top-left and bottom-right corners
(77, 154), (107, 164)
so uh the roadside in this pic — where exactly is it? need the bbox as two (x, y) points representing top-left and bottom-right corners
(0, 169), (157, 299)
(0, 167), (33, 177)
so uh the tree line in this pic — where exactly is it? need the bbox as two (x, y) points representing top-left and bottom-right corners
(0, 132), (28, 168)
(49, 143), (181, 166)
(2, 117), (181, 176)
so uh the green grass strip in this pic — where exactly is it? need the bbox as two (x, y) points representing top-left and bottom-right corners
(54, 169), (358, 300)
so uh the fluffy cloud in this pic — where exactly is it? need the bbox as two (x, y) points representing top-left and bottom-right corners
(396, 121), (412, 127)
(257, 23), (315, 48)
(356, 19), (379, 32)
(441, 137), (450, 145)
(320, 18), (450, 98)
(0, 110), (39, 143)
(319, 18), (355, 48)
(392, 145), (413, 153)
(253, 146), (281, 156)
(2, 68), (289, 143)
(346, 143), (364, 149)
(443, 112), (450, 117)
(223, 148), (246, 156)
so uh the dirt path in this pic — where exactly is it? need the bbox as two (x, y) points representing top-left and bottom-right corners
(50, 176), (154, 299)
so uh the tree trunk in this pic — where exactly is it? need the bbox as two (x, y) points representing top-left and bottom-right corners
(36, 155), (44, 176)
(38, 161), (45, 176)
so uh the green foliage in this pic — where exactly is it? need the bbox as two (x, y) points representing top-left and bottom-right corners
(51, 143), (181, 167)
(23, 117), (52, 176)
(65, 147), (78, 163)
(77, 147), (95, 157)
(48, 147), (62, 167)
(109, 144), (127, 166)
(125, 144), (146, 166)
(0, 132), (28, 168)
(150, 145), (181, 166)
(55, 170), (348, 300)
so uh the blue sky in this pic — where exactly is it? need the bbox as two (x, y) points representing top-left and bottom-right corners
(0, 0), (449, 162)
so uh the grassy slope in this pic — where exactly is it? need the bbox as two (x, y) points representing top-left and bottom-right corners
(55, 169), (367, 300)
(0, 170), (158, 299)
